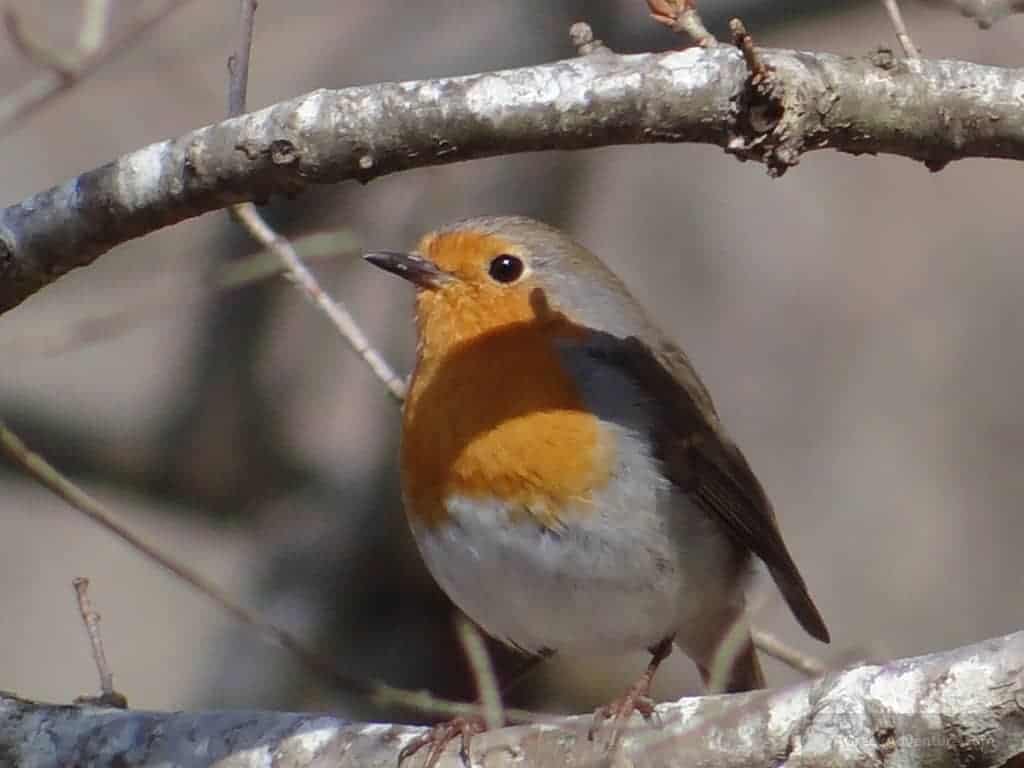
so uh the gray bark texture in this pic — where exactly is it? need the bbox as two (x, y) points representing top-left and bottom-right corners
(2, 631), (1022, 768)
(2, 45), (1024, 314)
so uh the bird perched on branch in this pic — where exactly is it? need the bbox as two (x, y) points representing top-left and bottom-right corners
(365, 216), (829, 758)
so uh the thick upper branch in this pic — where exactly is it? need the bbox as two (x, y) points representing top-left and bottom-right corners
(2, 45), (1023, 313)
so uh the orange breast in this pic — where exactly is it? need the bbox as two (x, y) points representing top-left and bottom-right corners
(401, 320), (613, 529)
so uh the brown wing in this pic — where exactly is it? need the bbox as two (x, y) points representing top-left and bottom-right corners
(586, 333), (830, 643)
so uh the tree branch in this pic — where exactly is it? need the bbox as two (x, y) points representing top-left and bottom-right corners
(2, 630), (1021, 767)
(3, 45), (1024, 314)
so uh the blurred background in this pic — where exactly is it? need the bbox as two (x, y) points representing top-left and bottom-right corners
(1, 0), (1022, 722)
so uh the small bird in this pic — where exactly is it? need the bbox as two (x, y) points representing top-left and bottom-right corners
(365, 216), (828, 735)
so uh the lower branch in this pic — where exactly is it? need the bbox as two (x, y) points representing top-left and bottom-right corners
(2, 631), (1022, 767)
(1, 45), (1024, 314)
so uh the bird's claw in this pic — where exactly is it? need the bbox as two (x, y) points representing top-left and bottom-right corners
(398, 716), (486, 768)
(588, 687), (659, 743)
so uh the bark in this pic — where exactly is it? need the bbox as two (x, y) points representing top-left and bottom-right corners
(2, 45), (1024, 314)
(2, 630), (1022, 767)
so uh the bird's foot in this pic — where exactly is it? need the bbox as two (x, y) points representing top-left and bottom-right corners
(587, 677), (660, 743)
(588, 637), (673, 746)
(399, 716), (486, 768)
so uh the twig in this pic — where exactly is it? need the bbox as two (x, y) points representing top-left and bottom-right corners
(752, 629), (827, 677)
(227, 0), (257, 118)
(729, 18), (770, 80)
(0, 0), (199, 132)
(0, 420), (547, 722)
(71, 577), (127, 708)
(646, 0), (718, 47)
(704, 589), (826, 685)
(456, 616), (504, 730)
(77, 0), (114, 57)
(72, 578), (113, 693)
(705, 596), (764, 694)
(880, 0), (921, 57)
(231, 206), (407, 401)
(224, 0), (406, 402)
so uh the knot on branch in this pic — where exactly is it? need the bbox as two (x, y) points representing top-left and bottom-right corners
(725, 19), (793, 177)
(569, 22), (610, 56)
(269, 139), (298, 166)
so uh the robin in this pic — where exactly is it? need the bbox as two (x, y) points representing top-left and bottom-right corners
(365, 216), (829, 752)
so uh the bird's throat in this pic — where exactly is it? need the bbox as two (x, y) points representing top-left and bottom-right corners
(401, 321), (613, 530)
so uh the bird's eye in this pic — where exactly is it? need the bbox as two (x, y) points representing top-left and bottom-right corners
(488, 254), (524, 284)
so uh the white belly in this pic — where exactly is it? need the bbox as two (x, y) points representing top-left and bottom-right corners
(410, 425), (745, 657)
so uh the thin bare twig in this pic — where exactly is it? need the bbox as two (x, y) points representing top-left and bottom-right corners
(729, 18), (771, 80)
(71, 577), (127, 708)
(0, 0), (198, 132)
(677, 596), (827, 685)
(880, 0), (921, 57)
(72, 578), (112, 693)
(227, 0), (257, 118)
(224, 0), (406, 402)
(705, 595), (764, 694)
(230, 206), (407, 401)
(77, 0), (114, 57)
(456, 616), (505, 731)
(646, 0), (718, 47)
(752, 629), (827, 677)
(704, 594), (830, 691)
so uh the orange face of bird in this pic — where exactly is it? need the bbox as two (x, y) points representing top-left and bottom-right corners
(368, 228), (553, 352)
(365, 222), (614, 530)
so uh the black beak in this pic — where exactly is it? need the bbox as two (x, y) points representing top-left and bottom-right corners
(364, 251), (451, 290)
